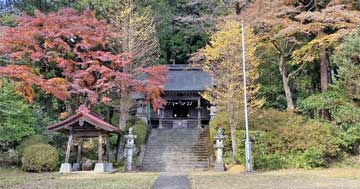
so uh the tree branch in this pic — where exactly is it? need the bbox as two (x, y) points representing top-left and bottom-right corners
(288, 62), (306, 79)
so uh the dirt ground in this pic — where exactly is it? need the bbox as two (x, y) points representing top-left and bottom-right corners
(1, 168), (360, 189)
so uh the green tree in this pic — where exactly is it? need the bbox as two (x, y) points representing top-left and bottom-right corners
(0, 79), (36, 148)
(145, 0), (227, 64)
(333, 28), (360, 101)
(300, 29), (360, 153)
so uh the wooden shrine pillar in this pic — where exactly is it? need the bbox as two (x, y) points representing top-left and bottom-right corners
(106, 135), (111, 163)
(65, 131), (73, 163)
(197, 97), (201, 128)
(76, 139), (83, 164)
(98, 133), (104, 163)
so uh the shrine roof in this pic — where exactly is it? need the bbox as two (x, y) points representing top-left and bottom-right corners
(48, 105), (122, 134)
(164, 64), (213, 92)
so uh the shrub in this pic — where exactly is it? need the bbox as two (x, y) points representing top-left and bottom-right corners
(125, 118), (149, 146)
(210, 109), (339, 170)
(235, 130), (284, 170)
(334, 123), (360, 154)
(17, 135), (47, 157)
(239, 109), (305, 131)
(287, 147), (326, 169)
(21, 144), (59, 172)
(254, 153), (287, 170)
(272, 120), (339, 157)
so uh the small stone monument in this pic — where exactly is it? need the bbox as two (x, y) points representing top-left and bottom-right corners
(125, 127), (137, 171)
(214, 127), (225, 171)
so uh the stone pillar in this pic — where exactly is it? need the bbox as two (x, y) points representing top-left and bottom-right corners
(214, 128), (225, 171)
(197, 98), (201, 128)
(60, 131), (73, 173)
(125, 127), (137, 171)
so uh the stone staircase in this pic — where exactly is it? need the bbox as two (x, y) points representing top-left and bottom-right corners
(142, 128), (211, 172)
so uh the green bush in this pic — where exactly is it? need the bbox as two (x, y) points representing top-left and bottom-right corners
(335, 123), (360, 154)
(254, 153), (287, 170)
(21, 144), (59, 172)
(125, 118), (149, 146)
(272, 121), (339, 157)
(287, 147), (326, 169)
(235, 130), (286, 170)
(210, 109), (339, 170)
(16, 135), (47, 157)
(240, 109), (305, 131)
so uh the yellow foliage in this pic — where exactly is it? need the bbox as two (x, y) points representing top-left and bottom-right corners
(202, 20), (264, 114)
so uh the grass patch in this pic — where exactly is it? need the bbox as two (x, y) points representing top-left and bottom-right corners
(0, 168), (159, 189)
(2, 167), (360, 189)
(189, 168), (360, 189)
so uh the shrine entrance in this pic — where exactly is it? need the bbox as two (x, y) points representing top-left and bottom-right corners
(147, 64), (212, 129)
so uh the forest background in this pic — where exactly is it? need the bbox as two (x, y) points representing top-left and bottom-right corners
(0, 0), (359, 171)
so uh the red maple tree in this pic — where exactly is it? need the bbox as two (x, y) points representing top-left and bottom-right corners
(0, 8), (166, 110)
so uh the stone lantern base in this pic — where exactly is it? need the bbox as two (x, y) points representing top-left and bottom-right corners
(214, 162), (225, 171)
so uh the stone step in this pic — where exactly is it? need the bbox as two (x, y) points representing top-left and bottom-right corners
(142, 128), (211, 172)
(142, 168), (209, 172)
(145, 146), (209, 150)
(143, 161), (209, 164)
(144, 150), (209, 153)
(142, 160), (209, 164)
(143, 165), (209, 168)
(143, 152), (209, 155)
(148, 140), (206, 142)
(145, 144), (209, 147)
(142, 166), (209, 170)
(143, 155), (209, 159)
(144, 151), (209, 154)
(142, 163), (209, 167)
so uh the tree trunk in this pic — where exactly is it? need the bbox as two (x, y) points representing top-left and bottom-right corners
(115, 134), (125, 162)
(118, 90), (131, 130)
(319, 49), (331, 119)
(279, 56), (295, 111)
(228, 102), (237, 164)
(320, 49), (329, 92)
(118, 110), (128, 130)
(115, 91), (132, 162)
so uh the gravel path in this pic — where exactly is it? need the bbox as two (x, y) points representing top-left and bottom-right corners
(152, 172), (190, 189)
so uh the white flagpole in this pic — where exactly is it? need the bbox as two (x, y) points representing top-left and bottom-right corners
(241, 20), (252, 172)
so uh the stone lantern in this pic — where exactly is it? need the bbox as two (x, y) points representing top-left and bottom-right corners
(214, 127), (225, 171)
(125, 127), (137, 171)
